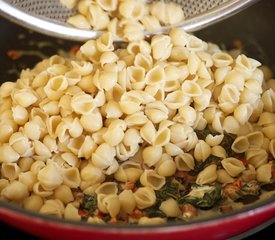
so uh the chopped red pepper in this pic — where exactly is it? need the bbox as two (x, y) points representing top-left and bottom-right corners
(233, 179), (242, 189)
(180, 203), (197, 219)
(7, 50), (23, 60)
(70, 45), (80, 55)
(223, 183), (240, 200)
(131, 209), (143, 219)
(241, 158), (249, 166)
(78, 209), (89, 218)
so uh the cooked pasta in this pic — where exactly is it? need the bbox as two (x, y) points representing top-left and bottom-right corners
(63, 0), (185, 41)
(0, 27), (274, 225)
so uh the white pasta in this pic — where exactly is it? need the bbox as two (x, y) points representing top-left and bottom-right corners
(159, 198), (181, 217)
(2, 180), (29, 201)
(196, 164), (217, 185)
(114, 160), (142, 183)
(142, 146), (162, 167)
(140, 169), (165, 190)
(175, 153), (195, 171)
(194, 140), (211, 162)
(23, 194), (43, 212)
(37, 163), (63, 191)
(1, 25), (274, 224)
(134, 187), (156, 209)
(119, 189), (136, 214)
(246, 148), (268, 168)
(64, 203), (81, 221)
(39, 199), (64, 218)
(256, 163), (272, 183)
(156, 154), (177, 177)
(67, 14), (91, 29)
(231, 136), (250, 153)
(221, 158), (245, 177)
(205, 134), (224, 147)
(138, 217), (166, 225)
(1, 162), (20, 180)
(211, 145), (227, 158)
(269, 139), (275, 158)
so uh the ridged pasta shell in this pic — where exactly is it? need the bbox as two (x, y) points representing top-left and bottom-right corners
(221, 157), (245, 177)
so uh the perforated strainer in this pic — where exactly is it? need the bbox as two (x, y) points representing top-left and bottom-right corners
(0, 0), (258, 41)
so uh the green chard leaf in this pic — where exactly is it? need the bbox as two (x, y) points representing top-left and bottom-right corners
(235, 181), (261, 204)
(178, 184), (222, 209)
(80, 194), (97, 216)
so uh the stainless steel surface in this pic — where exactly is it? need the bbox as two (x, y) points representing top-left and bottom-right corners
(0, 0), (259, 41)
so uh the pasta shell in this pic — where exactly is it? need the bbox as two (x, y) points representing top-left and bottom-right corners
(262, 124), (275, 139)
(165, 90), (189, 109)
(223, 116), (240, 135)
(257, 112), (275, 126)
(44, 76), (68, 100)
(119, 0), (145, 20)
(196, 164), (217, 185)
(218, 84), (240, 104)
(164, 143), (183, 156)
(140, 121), (156, 144)
(231, 136), (249, 153)
(95, 182), (118, 195)
(246, 148), (268, 168)
(141, 15), (161, 32)
(39, 199), (64, 218)
(12, 89), (38, 107)
(151, 35), (172, 61)
(205, 134), (224, 147)
(256, 163), (272, 183)
(38, 163), (63, 191)
(246, 131), (264, 147)
(145, 65), (165, 86)
(119, 190), (136, 214)
(154, 128), (170, 147)
(142, 146), (162, 167)
(216, 169), (234, 184)
(212, 52), (233, 68)
(221, 157), (245, 177)
(71, 92), (96, 115)
(194, 140), (211, 162)
(134, 53), (153, 72)
(96, 32), (114, 52)
(159, 198), (181, 217)
(261, 89), (275, 112)
(178, 106), (196, 126)
(134, 187), (156, 209)
(234, 103), (253, 125)
(269, 139), (275, 158)
(156, 154), (177, 177)
(140, 170), (165, 190)
(175, 153), (195, 171)
(114, 160), (142, 183)
(67, 14), (91, 29)
(181, 80), (202, 97)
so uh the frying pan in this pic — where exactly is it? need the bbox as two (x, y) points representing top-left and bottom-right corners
(0, 0), (274, 239)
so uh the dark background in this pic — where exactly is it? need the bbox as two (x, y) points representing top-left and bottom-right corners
(0, 0), (274, 239)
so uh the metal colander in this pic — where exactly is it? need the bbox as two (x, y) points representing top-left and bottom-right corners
(0, 0), (258, 41)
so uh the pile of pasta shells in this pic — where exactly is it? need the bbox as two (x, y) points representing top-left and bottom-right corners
(62, 0), (185, 41)
(0, 28), (274, 224)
